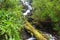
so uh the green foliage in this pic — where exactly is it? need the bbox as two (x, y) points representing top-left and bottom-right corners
(0, 0), (23, 40)
(32, 0), (60, 35)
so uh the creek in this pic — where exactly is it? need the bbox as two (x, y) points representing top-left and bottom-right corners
(20, 0), (56, 40)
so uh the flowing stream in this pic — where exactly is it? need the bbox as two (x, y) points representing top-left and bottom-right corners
(20, 0), (55, 40)
(20, 0), (32, 16)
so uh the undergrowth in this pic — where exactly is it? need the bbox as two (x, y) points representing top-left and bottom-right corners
(0, 0), (23, 40)
(31, 0), (60, 35)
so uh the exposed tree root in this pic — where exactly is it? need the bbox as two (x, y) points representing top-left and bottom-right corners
(24, 20), (47, 40)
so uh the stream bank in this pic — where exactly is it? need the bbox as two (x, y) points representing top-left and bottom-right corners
(20, 0), (60, 40)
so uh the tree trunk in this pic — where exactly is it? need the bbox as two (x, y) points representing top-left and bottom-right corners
(24, 21), (47, 40)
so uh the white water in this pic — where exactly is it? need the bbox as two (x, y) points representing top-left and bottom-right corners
(45, 34), (55, 40)
(21, 0), (32, 16)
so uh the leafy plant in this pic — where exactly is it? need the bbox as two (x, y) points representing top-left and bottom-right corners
(32, 0), (60, 35)
(0, 0), (23, 40)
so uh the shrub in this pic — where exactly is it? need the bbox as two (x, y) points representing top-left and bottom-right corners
(0, 0), (23, 40)
(32, 0), (60, 35)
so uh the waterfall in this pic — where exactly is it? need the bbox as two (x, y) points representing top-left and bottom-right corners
(20, 0), (32, 16)
(20, 0), (35, 40)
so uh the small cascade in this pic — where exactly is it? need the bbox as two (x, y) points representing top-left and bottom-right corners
(20, 0), (32, 16)
(20, 0), (35, 40)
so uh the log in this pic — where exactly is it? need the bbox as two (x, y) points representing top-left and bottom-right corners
(24, 21), (47, 40)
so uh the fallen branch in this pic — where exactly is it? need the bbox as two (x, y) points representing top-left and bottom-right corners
(24, 20), (47, 40)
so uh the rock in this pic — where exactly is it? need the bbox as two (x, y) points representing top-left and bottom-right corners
(26, 37), (36, 40)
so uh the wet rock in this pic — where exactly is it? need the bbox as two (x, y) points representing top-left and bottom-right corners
(21, 28), (32, 40)
(26, 37), (36, 40)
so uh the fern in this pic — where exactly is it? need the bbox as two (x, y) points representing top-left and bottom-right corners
(0, 0), (23, 40)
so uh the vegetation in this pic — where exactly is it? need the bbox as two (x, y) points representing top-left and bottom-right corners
(25, 21), (47, 40)
(0, 0), (23, 40)
(31, 0), (60, 35)
(0, 0), (60, 40)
